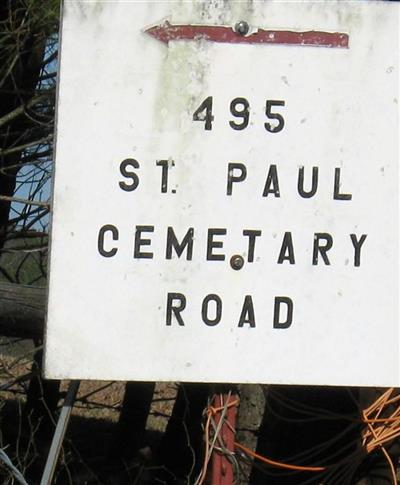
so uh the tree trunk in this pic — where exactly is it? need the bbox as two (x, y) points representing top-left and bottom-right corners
(0, 281), (44, 337)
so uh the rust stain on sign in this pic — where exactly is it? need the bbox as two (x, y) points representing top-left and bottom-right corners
(145, 21), (349, 48)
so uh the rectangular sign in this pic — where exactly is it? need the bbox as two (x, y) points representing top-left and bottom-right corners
(45, 0), (399, 386)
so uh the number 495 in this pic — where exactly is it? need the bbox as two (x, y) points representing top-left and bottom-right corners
(193, 96), (285, 133)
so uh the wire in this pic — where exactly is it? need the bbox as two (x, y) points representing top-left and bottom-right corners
(195, 388), (400, 484)
(234, 442), (326, 472)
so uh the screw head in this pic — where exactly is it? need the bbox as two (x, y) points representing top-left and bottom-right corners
(234, 20), (249, 36)
(230, 254), (245, 271)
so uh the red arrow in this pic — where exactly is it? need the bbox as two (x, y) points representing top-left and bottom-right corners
(145, 21), (349, 48)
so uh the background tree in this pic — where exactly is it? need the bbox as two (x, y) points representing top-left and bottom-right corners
(0, 0), (57, 255)
(0, 2), (59, 483)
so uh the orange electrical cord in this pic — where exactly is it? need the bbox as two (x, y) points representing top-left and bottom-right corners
(361, 388), (400, 485)
(196, 394), (240, 485)
(207, 399), (240, 416)
(234, 441), (326, 472)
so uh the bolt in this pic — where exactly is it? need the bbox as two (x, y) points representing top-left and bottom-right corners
(234, 20), (249, 36)
(230, 254), (244, 270)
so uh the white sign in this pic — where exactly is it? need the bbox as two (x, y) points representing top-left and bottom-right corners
(45, 0), (399, 386)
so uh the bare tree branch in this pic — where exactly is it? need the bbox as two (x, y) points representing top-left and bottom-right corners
(0, 194), (49, 208)
(0, 93), (51, 129)
(0, 134), (52, 156)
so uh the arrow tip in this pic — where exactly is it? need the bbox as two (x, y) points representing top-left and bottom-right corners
(144, 21), (171, 44)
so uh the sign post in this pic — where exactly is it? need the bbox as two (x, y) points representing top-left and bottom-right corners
(209, 393), (238, 485)
(46, 1), (399, 387)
